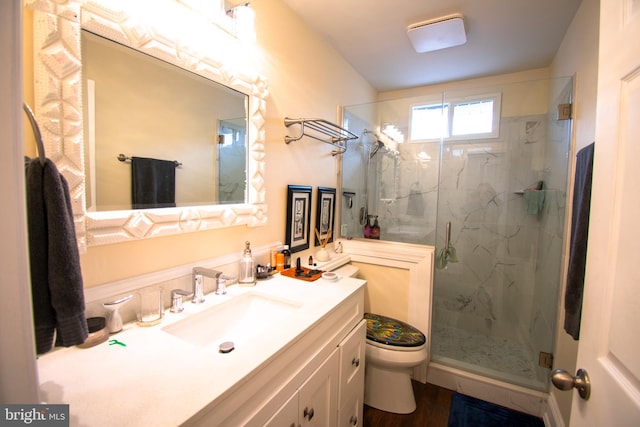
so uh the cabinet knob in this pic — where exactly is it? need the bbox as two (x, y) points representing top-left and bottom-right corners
(352, 357), (360, 367)
(303, 406), (315, 420)
(350, 415), (358, 425)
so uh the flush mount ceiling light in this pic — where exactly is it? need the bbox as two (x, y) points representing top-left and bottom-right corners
(407, 13), (466, 53)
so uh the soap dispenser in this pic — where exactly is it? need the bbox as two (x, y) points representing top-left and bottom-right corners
(363, 215), (372, 238)
(239, 241), (256, 286)
(371, 216), (380, 239)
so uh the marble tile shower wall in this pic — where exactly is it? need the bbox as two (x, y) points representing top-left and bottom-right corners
(433, 113), (566, 361)
(375, 142), (440, 244)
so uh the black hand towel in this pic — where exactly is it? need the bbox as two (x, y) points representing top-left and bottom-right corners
(564, 143), (594, 340)
(26, 158), (88, 354)
(131, 156), (176, 209)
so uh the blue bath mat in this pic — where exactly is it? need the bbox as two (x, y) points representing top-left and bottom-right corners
(448, 393), (544, 427)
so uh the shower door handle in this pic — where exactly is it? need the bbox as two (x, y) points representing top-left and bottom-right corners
(550, 368), (591, 400)
(445, 221), (452, 252)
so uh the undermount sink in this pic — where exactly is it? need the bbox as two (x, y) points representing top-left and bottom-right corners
(162, 292), (303, 348)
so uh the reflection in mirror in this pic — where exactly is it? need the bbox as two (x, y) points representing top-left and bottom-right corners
(27, 0), (268, 249)
(82, 30), (248, 211)
(217, 119), (247, 204)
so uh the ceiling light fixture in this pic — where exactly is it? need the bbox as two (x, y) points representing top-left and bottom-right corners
(407, 13), (466, 53)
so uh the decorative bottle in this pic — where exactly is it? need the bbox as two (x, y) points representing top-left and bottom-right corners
(239, 241), (256, 286)
(363, 215), (372, 238)
(275, 246), (285, 272)
(282, 245), (292, 269)
(370, 216), (380, 239)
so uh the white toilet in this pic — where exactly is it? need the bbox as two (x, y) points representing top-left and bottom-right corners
(363, 312), (427, 414)
(332, 263), (428, 414)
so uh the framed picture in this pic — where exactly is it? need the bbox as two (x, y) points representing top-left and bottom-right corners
(285, 185), (312, 253)
(315, 187), (336, 246)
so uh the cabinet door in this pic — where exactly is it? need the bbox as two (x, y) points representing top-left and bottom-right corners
(338, 319), (366, 402)
(298, 348), (339, 427)
(339, 390), (363, 427)
(264, 391), (299, 427)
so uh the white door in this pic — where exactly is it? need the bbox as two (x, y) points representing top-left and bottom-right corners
(569, 0), (640, 425)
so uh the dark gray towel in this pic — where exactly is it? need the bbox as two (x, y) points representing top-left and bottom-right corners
(564, 143), (594, 340)
(131, 156), (176, 209)
(26, 158), (88, 354)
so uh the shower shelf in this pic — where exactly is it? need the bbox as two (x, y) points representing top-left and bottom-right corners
(284, 117), (358, 155)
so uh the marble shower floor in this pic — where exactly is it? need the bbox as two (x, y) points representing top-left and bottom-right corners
(431, 324), (547, 390)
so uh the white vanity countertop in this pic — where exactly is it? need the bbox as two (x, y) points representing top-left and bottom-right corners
(37, 274), (365, 427)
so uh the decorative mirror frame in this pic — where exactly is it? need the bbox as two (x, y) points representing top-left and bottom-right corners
(27, 0), (268, 252)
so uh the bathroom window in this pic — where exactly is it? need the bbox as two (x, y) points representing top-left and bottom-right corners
(410, 93), (501, 141)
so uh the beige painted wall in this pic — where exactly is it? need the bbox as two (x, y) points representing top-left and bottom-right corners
(21, 0), (376, 287)
(548, 0), (600, 425)
(354, 261), (410, 322)
(379, 67), (551, 103)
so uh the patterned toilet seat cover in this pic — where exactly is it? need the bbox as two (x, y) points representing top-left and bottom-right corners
(364, 313), (426, 347)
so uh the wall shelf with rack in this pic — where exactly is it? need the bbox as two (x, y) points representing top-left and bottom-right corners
(284, 117), (358, 155)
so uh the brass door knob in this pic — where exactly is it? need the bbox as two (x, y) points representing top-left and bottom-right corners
(550, 368), (591, 400)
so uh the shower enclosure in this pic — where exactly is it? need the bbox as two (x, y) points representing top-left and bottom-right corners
(341, 76), (573, 391)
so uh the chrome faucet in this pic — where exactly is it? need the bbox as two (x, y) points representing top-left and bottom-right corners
(192, 267), (236, 303)
(192, 267), (220, 303)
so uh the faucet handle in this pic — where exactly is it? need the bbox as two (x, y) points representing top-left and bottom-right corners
(170, 289), (193, 313)
(215, 275), (235, 295)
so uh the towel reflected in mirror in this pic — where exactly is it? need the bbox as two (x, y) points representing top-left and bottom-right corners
(131, 156), (176, 209)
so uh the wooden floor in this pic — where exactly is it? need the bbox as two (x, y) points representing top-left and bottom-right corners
(363, 381), (455, 427)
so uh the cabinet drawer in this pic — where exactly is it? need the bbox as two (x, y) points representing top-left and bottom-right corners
(338, 319), (366, 401)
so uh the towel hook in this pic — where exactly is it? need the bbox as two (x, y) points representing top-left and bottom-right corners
(23, 103), (46, 166)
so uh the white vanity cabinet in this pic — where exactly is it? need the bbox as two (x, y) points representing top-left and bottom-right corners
(37, 276), (366, 427)
(185, 284), (366, 427)
(264, 349), (339, 427)
(263, 318), (366, 427)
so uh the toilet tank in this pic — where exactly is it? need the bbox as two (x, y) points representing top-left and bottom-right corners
(331, 263), (359, 278)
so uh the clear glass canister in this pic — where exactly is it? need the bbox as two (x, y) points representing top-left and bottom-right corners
(136, 285), (164, 326)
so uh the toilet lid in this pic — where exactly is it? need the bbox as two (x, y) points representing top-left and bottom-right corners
(364, 313), (426, 348)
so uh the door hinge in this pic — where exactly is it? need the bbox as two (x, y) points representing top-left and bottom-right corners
(557, 103), (572, 120)
(539, 351), (554, 369)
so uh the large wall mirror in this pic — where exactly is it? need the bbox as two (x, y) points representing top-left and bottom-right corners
(27, 0), (268, 251)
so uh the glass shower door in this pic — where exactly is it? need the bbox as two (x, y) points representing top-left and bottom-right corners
(430, 77), (573, 391)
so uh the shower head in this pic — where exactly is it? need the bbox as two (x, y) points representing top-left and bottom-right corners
(362, 130), (385, 159)
(369, 140), (385, 159)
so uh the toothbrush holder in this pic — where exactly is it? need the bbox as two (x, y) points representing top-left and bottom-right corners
(103, 294), (133, 334)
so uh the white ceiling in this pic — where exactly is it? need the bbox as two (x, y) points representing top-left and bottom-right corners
(281, 0), (583, 92)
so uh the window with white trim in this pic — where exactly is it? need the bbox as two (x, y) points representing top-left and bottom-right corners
(410, 93), (501, 141)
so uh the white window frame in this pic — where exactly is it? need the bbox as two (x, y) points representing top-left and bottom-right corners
(409, 92), (502, 142)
